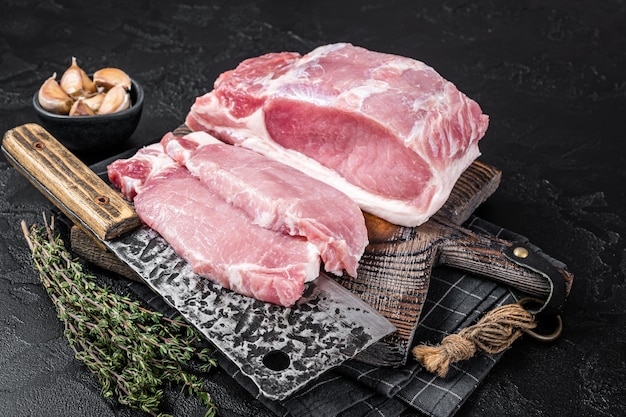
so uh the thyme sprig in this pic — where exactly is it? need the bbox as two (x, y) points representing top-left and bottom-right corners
(21, 216), (218, 417)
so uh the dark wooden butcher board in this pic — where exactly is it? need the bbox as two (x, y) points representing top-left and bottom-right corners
(72, 146), (503, 366)
(337, 161), (501, 364)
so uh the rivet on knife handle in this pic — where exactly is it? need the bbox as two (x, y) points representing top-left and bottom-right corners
(2, 123), (141, 240)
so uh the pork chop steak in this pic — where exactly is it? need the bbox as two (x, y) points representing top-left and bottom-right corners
(186, 43), (489, 226)
(161, 130), (368, 277)
(108, 145), (320, 307)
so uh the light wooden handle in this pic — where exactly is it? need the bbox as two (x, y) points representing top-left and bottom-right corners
(2, 123), (140, 240)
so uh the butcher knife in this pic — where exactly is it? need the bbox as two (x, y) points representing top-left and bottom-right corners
(2, 123), (396, 401)
(340, 177), (574, 366)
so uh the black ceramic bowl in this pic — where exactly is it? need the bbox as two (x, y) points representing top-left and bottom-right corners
(32, 78), (144, 153)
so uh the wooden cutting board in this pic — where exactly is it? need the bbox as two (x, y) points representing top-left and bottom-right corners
(70, 124), (572, 367)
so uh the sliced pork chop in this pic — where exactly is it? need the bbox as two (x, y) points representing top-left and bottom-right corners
(161, 130), (368, 277)
(186, 43), (489, 227)
(107, 145), (320, 307)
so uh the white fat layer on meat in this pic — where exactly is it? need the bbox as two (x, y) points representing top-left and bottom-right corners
(252, 206), (300, 237)
(303, 242), (322, 282)
(122, 178), (142, 197)
(142, 144), (180, 174)
(337, 82), (388, 108)
(309, 42), (347, 57)
(224, 268), (244, 293)
(185, 130), (223, 146)
(277, 83), (326, 106)
(282, 211), (300, 236)
(116, 143), (181, 198)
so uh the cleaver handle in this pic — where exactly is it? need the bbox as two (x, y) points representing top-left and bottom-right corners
(2, 124), (141, 240)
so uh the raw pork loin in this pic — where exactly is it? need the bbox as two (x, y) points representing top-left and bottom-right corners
(161, 130), (368, 277)
(108, 145), (320, 307)
(186, 43), (489, 227)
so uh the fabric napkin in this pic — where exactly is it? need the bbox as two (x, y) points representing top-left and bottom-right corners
(120, 216), (544, 417)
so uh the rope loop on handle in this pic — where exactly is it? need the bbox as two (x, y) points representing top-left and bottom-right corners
(412, 301), (539, 378)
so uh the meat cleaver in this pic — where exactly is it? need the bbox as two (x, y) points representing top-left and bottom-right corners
(2, 123), (396, 401)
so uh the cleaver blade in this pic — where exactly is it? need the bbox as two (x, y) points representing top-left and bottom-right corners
(2, 123), (396, 401)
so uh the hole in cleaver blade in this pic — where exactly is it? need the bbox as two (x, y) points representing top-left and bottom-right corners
(263, 350), (291, 371)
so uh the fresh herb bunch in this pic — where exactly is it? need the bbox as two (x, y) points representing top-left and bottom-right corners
(21, 216), (218, 417)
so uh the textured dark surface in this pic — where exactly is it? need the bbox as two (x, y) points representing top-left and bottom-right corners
(1, 1), (625, 416)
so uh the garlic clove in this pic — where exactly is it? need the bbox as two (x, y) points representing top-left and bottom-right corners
(93, 67), (132, 91)
(38, 73), (74, 114)
(69, 98), (96, 116)
(60, 57), (93, 98)
(97, 85), (130, 114)
(82, 92), (105, 112)
(81, 69), (97, 95)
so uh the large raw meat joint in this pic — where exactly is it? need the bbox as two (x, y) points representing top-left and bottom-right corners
(186, 43), (489, 226)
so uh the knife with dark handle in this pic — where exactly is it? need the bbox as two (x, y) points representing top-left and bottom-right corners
(3, 123), (396, 400)
(342, 207), (573, 366)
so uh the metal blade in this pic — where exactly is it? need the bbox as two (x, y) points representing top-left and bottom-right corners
(105, 226), (395, 400)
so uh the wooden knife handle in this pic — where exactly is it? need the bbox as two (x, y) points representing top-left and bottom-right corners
(2, 123), (141, 240)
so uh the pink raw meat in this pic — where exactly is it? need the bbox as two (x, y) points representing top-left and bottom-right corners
(107, 145), (320, 307)
(161, 130), (368, 277)
(186, 43), (489, 226)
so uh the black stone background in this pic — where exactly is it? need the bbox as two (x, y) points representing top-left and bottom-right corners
(1, 1), (624, 416)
